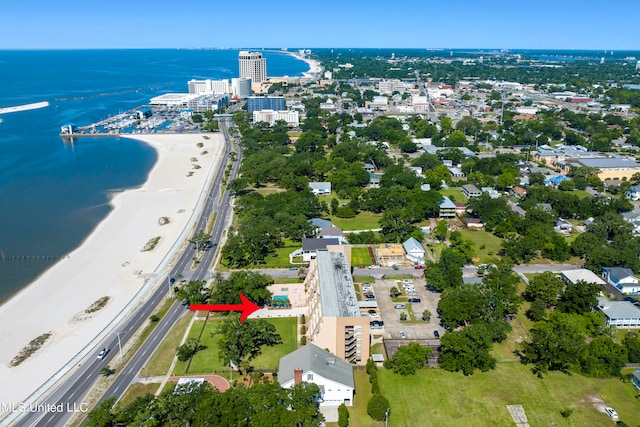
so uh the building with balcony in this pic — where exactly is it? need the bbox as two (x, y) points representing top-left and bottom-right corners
(305, 249), (370, 365)
(239, 51), (267, 83)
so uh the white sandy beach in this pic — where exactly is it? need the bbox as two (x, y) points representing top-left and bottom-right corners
(0, 133), (222, 416)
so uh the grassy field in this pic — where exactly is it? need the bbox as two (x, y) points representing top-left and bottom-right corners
(440, 189), (467, 203)
(271, 277), (303, 284)
(456, 229), (503, 262)
(329, 211), (382, 231)
(173, 317), (297, 376)
(378, 362), (640, 427)
(352, 247), (374, 266)
(348, 370), (383, 427)
(140, 315), (192, 377)
(117, 383), (160, 409)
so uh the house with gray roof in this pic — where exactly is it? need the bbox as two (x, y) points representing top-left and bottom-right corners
(309, 182), (331, 196)
(301, 238), (340, 262)
(278, 343), (355, 406)
(318, 226), (345, 243)
(309, 218), (333, 232)
(597, 297), (640, 328)
(461, 184), (482, 198)
(403, 237), (426, 265)
(602, 267), (640, 295)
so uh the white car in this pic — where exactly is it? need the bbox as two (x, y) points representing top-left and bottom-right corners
(604, 407), (618, 420)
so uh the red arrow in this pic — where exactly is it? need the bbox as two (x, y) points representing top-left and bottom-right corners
(190, 293), (261, 323)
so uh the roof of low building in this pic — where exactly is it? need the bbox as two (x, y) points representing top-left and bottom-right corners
(439, 196), (456, 209)
(318, 226), (344, 237)
(278, 343), (355, 388)
(403, 237), (426, 254)
(597, 297), (640, 320)
(309, 182), (331, 190)
(561, 269), (606, 285)
(302, 238), (340, 251)
(604, 267), (636, 280)
(309, 218), (333, 229)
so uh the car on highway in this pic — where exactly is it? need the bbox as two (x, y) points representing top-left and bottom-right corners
(605, 407), (618, 420)
(97, 347), (110, 360)
(169, 277), (176, 284)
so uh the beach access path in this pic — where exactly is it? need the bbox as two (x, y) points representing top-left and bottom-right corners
(0, 133), (223, 416)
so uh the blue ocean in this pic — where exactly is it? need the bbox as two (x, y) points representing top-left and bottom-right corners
(0, 49), (308, 304)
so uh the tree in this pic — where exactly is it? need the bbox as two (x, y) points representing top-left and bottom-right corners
(438, 326), (496, 375)
(174, 280), (208, 305)
(177, 338), (206, 362)
(367, 394), (390, 421)
(434, 219), (448, 241)
(525, 271), (564, 307)
(623, 331), (640, 363)
(389, 286), (401, 297)
(525, 298), (547, 321)
(557, 280), (599, 314)
(100, 366), (115, 377)
(338, 403), (350, 427)
(209, 271), (273, 307)
(84, 397), (116, 427)
(189, 229), (211, 251)
(438, 284), (483, 330)
(214, 315), (282, 373)
(580, 336), (627, 378)
(383, 342), (432, 375)
(422, 309), (432, 321)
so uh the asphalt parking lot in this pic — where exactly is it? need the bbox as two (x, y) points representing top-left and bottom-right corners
(370, 276), (444, 340)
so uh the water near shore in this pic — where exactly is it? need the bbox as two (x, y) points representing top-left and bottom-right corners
(0, 49), (308, 304)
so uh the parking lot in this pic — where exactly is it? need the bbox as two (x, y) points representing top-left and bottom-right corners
(367, 276), (444, 340)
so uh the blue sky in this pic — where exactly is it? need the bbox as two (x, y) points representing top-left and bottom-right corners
(1, 0), (638, 50)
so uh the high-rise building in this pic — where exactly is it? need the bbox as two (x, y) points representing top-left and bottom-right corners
(246, 96), (285, 112)
(239, 51), (267, 83)
(187, 79), (229, 95)
(231, 77), (252, 99)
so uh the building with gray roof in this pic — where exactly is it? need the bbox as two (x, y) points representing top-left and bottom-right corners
(597, 297), (640, 328)
(278, 343), (355, 406)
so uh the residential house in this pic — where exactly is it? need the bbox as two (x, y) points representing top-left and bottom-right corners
(554, 219), (573, 235)
(511, 186), (527, 198)
(403, 237), (426, 265)
(461, 184), (482, 198)
(560, 269), (607, 287)
(454, 202), (466, 216)
(369, 173), (382, 186)
(465, 217), (484, 229)
(621, 211), (640, 234)
(633, 370), (640, 391)
(376, 243), (406, 267)
(420, 183), (432, 192)
(448, 167), (465, 178)
(602, 267), (640, 295)
(481, 187), (500, 199)
(597, 297), (640, 328)
(309, 182), (331, 196)
(309, 218), (333, 234)
(301, 238), (340, 262)
(278, 343), (355, 406)
(363, 163), (375, 173)
(626, 183), (640, 201)
(318, 226), (345, 243)
(439, 196), (457, 218)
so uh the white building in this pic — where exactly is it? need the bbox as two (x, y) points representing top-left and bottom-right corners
(187, 79), (230, 95)
(231, 77), (252, 99)
(403, 237), (426, 265)
(602, 267), (640, 295)
(597, 297), (640, 328)
(378, 79), (409, 95)
(309, 182), (331, 196)
(278, 344), (355, 406)
(239, 51), (267, 83)
(252, 109), (299, 127)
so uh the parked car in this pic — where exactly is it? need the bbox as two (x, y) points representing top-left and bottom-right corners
(414, 264), (425, 269)
(368, 264), (380, 269)
(399, 331), (407, 339)
(407, 291), (418, 296)
(605, 407), (619, 420)
(97, 347), (110, 360)
(434, 330), (440, 339)
(408, 298), (421, 303)
(394, 303), (406, 309)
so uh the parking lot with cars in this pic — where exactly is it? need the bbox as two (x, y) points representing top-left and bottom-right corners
(369, 276), (444, 340)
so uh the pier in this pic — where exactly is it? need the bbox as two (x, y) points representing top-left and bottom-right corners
(0, 101), (49, 115)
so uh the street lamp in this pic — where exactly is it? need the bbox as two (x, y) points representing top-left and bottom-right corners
(115, 331), (126, 362)
(385, 407), (390, 427)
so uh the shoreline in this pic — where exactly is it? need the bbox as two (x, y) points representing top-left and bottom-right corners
(276, 50), (323, 80)
(0, 133), (222, 417)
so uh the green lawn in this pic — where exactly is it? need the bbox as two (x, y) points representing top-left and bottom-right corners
(572, 190), (593, 199)
(440, 189), (467, 203)
(348, 370), (383, 427)
(352, 247), (374, 266)
(378, 363), (640, 427)
(456, 229), (503, 262)
(329, 211), (382, 231)
(117, 383), (160, 409)
(140, 315), (192, 377)
(173, 317), (297, 376)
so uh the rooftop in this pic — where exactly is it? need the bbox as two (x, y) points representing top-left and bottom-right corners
(317, 250), (359, 318)
(278, 343), (355, 388)
(597, 297), (640, 320)
(561, 269), (606, 286)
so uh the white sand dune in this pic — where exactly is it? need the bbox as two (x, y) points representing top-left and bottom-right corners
(0, 133), (223, 418)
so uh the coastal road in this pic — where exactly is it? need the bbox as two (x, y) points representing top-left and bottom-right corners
(14, 121), (240, 427)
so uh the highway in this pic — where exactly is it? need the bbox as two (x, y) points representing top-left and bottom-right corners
(14, 120), (241, 427)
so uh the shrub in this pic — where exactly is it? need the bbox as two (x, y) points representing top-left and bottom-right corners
(366, 358), (377, 375)
(336, 206), (356, 218)
(367, 394), (390, 421)
(300, 314), (306, 325)
(371, 377), (380, 394)
(149, 314), (160, 322)
(301, 336), (307, 345)
(300, 325), (307, 335)
(338, 403), (350, 427)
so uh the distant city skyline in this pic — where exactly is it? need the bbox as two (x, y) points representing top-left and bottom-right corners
(1, 0), (639, 50)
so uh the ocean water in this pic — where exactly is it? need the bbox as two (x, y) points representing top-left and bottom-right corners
(0, 49), (308, 304)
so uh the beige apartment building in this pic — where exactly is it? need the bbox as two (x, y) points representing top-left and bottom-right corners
(304, 248), (370, 365)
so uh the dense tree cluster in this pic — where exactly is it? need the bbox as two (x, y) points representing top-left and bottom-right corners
(85, 381), (322, 427)
(383, 342), (432, 375)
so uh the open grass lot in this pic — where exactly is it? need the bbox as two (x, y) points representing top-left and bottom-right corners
(329, 211), (382, 231)
(440, 189), (467, 203)
(456, 229), (503, 263)
(258, 240), (301, 268)
(378, 362), (640, 427)
(572, 189), (593, 199)
(348, 370), (383, 427)
(173, 317), (297, 376)
(117, 383), (160, 409)
(352, 247), (374, 266)
(140, 315), (192, 377)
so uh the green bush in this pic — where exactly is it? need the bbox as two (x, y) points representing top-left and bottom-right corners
(336, 206), (356, 218)
(301, 336), (307, 345)
(367, 394), (390, 421)
(300, 325), (307, 334)
(366, 358), (377, 375)
(338, 403), (350, 427)
(371, 377), (380, 394)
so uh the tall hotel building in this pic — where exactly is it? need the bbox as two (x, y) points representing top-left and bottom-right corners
(304, 248), (370, 365)
(239, 51), (267, 83)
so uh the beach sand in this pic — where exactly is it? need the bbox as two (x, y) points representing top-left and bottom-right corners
(0, 133), (222, 416)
